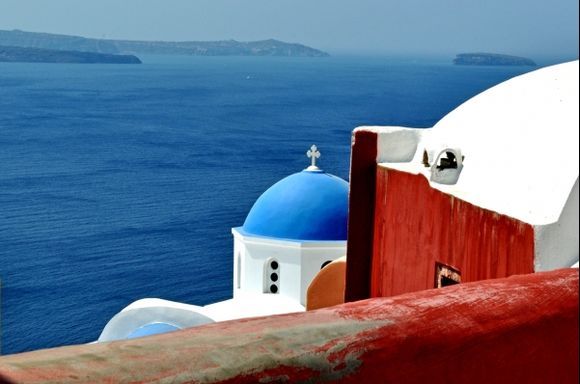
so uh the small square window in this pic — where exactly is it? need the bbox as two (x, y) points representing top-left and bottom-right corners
(435, 262), (461, 288)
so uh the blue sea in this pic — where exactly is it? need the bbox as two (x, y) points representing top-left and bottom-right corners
(0, 55), (539, 354)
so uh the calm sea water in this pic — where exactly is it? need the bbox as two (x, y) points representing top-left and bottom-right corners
(0, 55), (536, 354)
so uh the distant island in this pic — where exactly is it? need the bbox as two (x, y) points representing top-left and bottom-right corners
(0, 45), (141, 64)
(454, 53), (536, 66)
(0, 29), (329, 57)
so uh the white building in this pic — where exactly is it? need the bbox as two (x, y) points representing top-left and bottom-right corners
(99, 146), (349, 341)
(344, 60), (579, 301)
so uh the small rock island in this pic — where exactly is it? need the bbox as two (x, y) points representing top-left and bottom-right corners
(454, 53), (536, 66)
(0, 45), (141, 64)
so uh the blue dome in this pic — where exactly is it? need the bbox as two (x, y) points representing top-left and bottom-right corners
(242, 170), (349, 241)
(127, 322), (181, 339)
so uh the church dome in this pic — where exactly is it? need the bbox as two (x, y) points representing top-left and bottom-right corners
(242, 164), (349, 241)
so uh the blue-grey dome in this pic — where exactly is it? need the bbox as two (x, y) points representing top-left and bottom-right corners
(127, 322), (181, 339)
(242, 170), (349, 241)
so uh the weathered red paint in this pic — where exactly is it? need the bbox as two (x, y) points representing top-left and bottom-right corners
(0, 269), (577, 383)
(345, 130), (377, 302)
(371, 167), (535, 297)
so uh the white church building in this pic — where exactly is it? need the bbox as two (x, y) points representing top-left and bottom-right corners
(99, 146), (349, 341)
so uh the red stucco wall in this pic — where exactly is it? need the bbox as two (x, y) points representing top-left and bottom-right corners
(1, 270), (576, 383)
(371, 167), (535, 297)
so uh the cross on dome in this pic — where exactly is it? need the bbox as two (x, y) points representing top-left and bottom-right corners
(306, 145), (321, 171)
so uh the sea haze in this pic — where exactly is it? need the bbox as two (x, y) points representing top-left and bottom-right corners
(0, 55), (535, 354)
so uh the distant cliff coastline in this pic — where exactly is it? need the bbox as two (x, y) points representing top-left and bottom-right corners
(0, 45), (141, 64)
(0, 30), (329, 57)
(454, 53), (536, 66)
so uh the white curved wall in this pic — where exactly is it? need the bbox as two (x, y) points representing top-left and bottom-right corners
(362, 61), (579, 227)
(98, 298), (214, 342)
(534, 178), (579, 271)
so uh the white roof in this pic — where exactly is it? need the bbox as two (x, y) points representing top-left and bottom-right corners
(369, 61), (579, 225)
(202, 290), (305, 322)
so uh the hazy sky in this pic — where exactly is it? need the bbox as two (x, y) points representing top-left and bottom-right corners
(1, 0), (578, 58)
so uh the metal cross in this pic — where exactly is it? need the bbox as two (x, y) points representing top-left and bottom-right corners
(306, 145), (321, 167)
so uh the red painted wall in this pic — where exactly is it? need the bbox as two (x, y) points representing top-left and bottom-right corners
(1, 269), (577, 383)
(371, 167), (535, 297)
